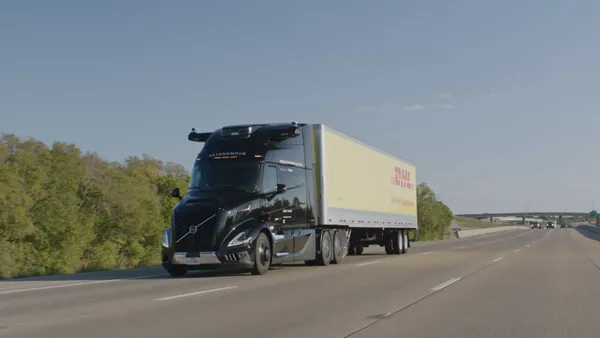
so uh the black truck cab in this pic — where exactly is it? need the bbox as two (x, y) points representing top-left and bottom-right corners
(161, 123), (321, 276)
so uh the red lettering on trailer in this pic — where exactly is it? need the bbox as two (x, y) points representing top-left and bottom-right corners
(390, 166), (414, 189)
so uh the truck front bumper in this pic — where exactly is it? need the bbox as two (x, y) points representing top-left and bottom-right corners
(161, 247), (255, 272)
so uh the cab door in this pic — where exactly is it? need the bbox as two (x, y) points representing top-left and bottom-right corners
(275, 165), (309, 259)
(260, 164), (294, 255)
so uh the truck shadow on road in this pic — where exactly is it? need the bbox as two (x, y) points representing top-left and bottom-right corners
(0, 254), (398, 283)
(0, 263), (327, 283)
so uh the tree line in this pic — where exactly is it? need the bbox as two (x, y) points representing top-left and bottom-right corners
(0, 134), (453, 278)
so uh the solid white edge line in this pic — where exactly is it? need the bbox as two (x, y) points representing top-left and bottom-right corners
(356, 260), (380, 266)
(154, 286), (239, 301)
(514, 249), (521, 252)
(492, 257), (504, 263)
(421, 251), (433, 255)
(0, 274), (167, 295)
(431, 277), (462, 292)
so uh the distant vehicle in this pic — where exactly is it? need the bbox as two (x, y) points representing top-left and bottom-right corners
(560, 224), (567, 229)
(546, 221), (555, 229)
(531, 222), (542, 229)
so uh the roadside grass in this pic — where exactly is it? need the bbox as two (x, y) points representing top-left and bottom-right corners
(454, 216), (509, 230)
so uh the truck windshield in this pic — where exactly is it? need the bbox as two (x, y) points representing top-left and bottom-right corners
(188, 161), (261, 193)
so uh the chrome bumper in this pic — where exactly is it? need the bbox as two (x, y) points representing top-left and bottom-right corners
(172, 252), (222, 265)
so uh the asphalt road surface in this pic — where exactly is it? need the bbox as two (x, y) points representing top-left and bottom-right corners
(2, 226), (600, 338)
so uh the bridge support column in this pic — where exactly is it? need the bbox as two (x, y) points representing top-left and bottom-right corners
(596, 215), (599, 226)
(522, 215), (526, 224)
(490, 216), (493, 223)
(558, 215), (564, 225)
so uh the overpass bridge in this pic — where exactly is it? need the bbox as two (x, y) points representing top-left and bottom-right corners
(456, 212), (593, 224)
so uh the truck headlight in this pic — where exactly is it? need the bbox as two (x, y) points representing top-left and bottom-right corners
(161, 226), (171, 248)
(228, 230), (251, 247)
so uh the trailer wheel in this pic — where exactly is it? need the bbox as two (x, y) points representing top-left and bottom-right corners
(385, 239), (394, 255)
(348, 244), (357, 256)
(384, 232), (394, 254)
(401, 231), (408, 254)
(167, 265), (187, 277)
(331, 231), (344, 264)
(392, 230), (402, 255)
(355, 245), (364, 255)
(316, 230), (332, 266)
(251, 232), (272, 275)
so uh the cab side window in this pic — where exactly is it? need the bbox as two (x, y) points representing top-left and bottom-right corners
(277, 166), (305, 188)
(261, 165), (278, 193)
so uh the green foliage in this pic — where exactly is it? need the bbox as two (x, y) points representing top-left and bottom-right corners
(0, 134), (189, 278)
(415, 182), (454, 241)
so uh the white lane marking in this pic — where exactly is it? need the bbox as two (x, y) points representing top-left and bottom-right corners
(356, 260), (380, 267)
(454, 245), (466, 250)
(492, 257), (504, 263)
(431, 277), (462, 292)
(514, 249), (521, 253)
(0, 274), (167, 295)
(154, 286), (238, 301)
(421, 251), (434, 255)
(525, 244), (531, 248)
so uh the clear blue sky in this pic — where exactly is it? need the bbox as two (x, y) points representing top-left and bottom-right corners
(2, 0), (599, 214)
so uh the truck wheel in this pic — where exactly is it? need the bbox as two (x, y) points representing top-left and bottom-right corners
(392, 230), (401, 255)
(355, 245), (364, 255)
(331, 231), (344, 264)
(401, 230), (408, 254)
(384, 232), (394, 254)
(348, 244), (357, 256)
(316, 231), (332, 266)
(251, 232), (271, 275)
(167, 265), (187, 277)
(385, 239), (394, 255)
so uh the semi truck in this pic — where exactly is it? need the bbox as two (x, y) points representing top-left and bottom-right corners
(160, 122), (418, 276)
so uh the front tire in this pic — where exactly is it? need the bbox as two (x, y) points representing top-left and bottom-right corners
(251, 232), (272, 275)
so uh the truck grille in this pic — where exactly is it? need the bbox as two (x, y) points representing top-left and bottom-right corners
(173, 208), (219, 252)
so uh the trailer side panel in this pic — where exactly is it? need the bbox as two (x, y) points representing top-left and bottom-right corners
(315, 125), (417, 229)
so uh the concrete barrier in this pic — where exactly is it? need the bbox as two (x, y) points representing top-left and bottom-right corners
(576, 224), (600, 235)
(457, 225), (529, 238)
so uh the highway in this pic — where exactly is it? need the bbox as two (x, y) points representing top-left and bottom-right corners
(2, 226), (600, 338)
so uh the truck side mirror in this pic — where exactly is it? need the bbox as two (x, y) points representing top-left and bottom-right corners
(276, 184), (287, 194)
(170, 187), (182, 200)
